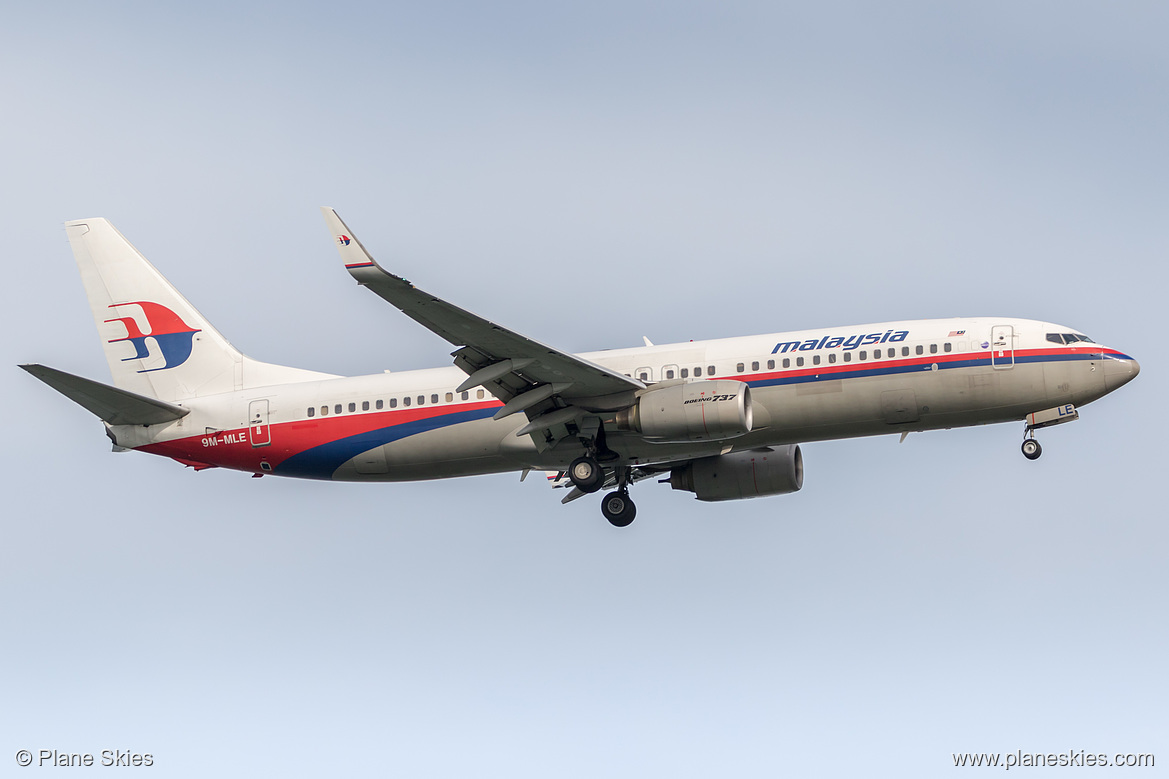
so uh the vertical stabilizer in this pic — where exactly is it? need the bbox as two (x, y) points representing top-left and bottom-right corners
(65, 218), (336, 401)
(67, 218), (242, 401)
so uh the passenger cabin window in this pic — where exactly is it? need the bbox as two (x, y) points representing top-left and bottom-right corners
(362, 401), (370, 411)
(431, 394), (439, 404)
(752, 361), (760, 371)
(902, 346), (909, 357)
(461, 391), (469, 400)
(859, 351), (867, 360)
(335, 404), (342, 414)
(796, 357), (805, 367)
(680, 368), (689, 378)
(767, 360), (775, 370)
(843, 352), (851, 362)
(307, 407), (315, 417)
(828, 353), (836, 364)
(417, 396), (425, 406)
(403, 397), (411, 407)
(930, 343), (938, 354)
(477, 390), (485, 399)
(873, 349), (881, 360)
(707, 366), (715, 376)
(445, 392), (453, 402)
(376, 400), (383, 410)
(349, 402), (356, 412)
(693, 366), (701, 377)
(736, 363), (744, 373)
(944, 343), (952, 353)
(390, 398), (397, 408)
(916, 345), (923, 355)
(782, 358), (790, 369)
(321, 406), (328, 416)
(812, 355), (821, 365)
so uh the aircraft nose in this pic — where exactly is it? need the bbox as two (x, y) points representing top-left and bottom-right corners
(1104, 353), (1139, 391)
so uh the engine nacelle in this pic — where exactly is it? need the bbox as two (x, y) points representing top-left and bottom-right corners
(669, 445), (803, 502)
(615, 380), (753, 442)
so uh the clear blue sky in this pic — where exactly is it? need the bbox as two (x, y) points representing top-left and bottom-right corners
(2, 2), (1165, 776)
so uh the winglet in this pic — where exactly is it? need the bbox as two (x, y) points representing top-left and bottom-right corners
(320, 207), (382, 277)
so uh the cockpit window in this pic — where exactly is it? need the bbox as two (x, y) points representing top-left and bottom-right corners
(1047, 333), (1096, 345)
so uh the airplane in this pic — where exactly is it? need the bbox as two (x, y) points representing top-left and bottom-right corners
(21, 209), (1140, 527)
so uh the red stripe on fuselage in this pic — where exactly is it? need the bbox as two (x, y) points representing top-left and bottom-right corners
(140, 400), (501, 474)
(736, 345), (1119, 385)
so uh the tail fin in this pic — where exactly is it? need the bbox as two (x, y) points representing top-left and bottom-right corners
(66, 218), (332, 401)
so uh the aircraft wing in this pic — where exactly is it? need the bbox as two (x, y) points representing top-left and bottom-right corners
(321, 208), (644, 447)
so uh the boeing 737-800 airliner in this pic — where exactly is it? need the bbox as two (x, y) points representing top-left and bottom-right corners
(21, 210), (1140, 526)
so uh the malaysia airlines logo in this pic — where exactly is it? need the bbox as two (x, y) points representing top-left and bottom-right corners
(337, 235), (351, 246)
(104, 302), (201, 372)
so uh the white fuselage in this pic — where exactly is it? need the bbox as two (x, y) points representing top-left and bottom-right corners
(117, 316), (1137, 481)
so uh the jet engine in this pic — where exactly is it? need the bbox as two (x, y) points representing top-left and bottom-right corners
(669, 445), (803, 501)
(615, 380), (752, 442)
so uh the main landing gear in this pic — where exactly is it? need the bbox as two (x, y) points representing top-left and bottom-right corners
(601, 490), (636, 527)
(566, 428), (637, 526)
(568, 453), (638, 527)
(568, 456), (604, 493)
(600, 465), (636, 527)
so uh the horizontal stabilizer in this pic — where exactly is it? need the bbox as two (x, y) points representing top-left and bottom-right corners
(20, 364), (190, 425)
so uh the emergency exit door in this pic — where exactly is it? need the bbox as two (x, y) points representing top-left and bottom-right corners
(249, 399), (272, 447)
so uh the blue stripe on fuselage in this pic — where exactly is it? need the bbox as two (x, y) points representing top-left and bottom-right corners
(745, 350), (1107, 389)
(276, 406), (499, 479)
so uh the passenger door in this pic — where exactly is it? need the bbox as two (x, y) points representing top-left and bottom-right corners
(248, 399), (272, 447)
(991, 325), (1015, 370)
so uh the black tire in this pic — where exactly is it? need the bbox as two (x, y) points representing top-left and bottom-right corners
(569, 456), (604, 493)
(1021, 439), (1042, 460)
(601, 491), (636, 527)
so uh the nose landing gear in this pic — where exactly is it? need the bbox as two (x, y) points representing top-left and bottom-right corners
(1020, 404), (1081, 460)
(1021, 437), (1042, 460)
